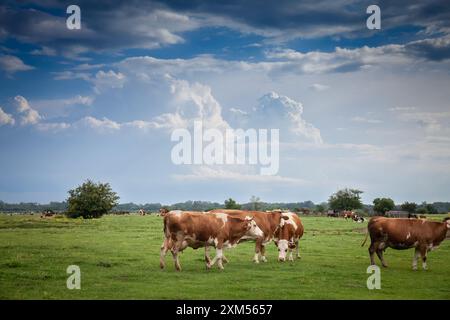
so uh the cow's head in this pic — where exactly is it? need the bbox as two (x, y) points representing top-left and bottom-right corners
(276, 215), (291, 261)
(243, 216), (264, 238)
(444, 217), (450, 229)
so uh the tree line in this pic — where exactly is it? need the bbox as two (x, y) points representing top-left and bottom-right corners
(1, 181), (449, 218)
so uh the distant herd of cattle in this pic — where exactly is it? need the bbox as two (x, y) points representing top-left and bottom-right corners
(158, 208), (450, 272)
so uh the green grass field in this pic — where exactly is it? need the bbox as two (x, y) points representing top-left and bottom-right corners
(0, 214), (449, 300)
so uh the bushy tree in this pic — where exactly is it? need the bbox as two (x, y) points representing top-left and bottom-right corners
(400, 202), (417, 214)
(224, 198), (241, 209)
(315, 204), (325, 213)
(373, 197), (395, 215)
(328, 188), (363, 211)
(66, 180), (119, 219)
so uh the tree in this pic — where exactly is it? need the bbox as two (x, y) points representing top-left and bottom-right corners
(66, 180), (119, 218)
(328, 188), (363, 211)
(424, 203), (438, 214)
(400, 202), (417, 214)
(224, 198), (241, 209)
(373, 198), (395, 215)
(417, 202), (438, 215)
(315, 204), (325, 213)
(250, 195), (261, 211)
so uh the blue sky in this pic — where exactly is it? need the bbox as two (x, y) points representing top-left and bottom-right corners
(1, 0), (450, 205)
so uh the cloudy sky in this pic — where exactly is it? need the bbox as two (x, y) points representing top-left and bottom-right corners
(1, 0), (450, 205)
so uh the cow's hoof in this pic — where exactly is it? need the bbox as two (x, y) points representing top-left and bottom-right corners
(382, 264), (388, 268)
(160, 263), (165, 269)
(261, 257), (267, 263)
(412, 267), (418, 271)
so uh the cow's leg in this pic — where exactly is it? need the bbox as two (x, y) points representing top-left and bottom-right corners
(295, 239), (301, 259)
(260, 244), (267, 262)
(205, 245), (211, 264)
(172, 239), (184, 271)
(159, 237), (170, 269)
(222, 254), (229, 264)
(368, 242), (377, 265)
(208, 242), (224, 270)
(288, 247), (294, 262)
(412, 247), (420, 271)
(419, 245), (428, 270)
(376, 248), (388, 268)
(253, 240), (261, 263)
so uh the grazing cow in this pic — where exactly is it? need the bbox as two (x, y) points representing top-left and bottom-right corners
(408, 213), (418, 219)
(327, 211), (338, 218)
(273, 212), (304, 262)
(362, 217), (450, 270)
(352, 214), (365, 223)
(138, 209), (146, 216)
(342, 211), (355, 220)
(40, 210), (55, 218)
(160, 210), (263, 271)
(208, 209), (289, 263)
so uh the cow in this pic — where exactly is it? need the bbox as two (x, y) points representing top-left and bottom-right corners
(353, 214), (365, 223)
(327, 211), (338, 217)
(362, 217), (450, 270)
(343, 211), (355, 220)
(273, 212), (304, 262)
(138, 209), (146, 216)
(40, 210), (55, 218)
(159, 210), (263, 271)
(208, 209), (290, 263)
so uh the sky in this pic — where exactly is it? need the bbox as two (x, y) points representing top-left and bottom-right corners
(1, 0), (450, 205)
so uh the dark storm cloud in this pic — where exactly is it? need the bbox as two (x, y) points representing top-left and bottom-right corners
(0, 0), (450, 60)
(405, 37), (450, 61)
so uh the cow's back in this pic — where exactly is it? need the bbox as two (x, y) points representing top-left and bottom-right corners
(368, 217), (447, 248)
(209, 209), (274, 240)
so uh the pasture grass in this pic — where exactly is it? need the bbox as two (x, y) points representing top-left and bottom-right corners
(0, 214), (449, 299)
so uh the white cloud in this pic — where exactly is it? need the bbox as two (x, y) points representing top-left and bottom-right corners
(389, 106), (417, 112)
(79, 116), (121, 131)
(309, 83), (330, 91)
(0, 54), (34, 74)
(36, 122), (71, 132)
(172, 166), (307, 185)
(229, 107), (248, 115)
(252, 92), (323, 144)
(168, 77), (230, 130)
(92, 70), (126, 93)
(351, 116), (382, 124)
(30, 46), (56, 56)
(0, 107), (15, 126)
(14, 95), (42, 125)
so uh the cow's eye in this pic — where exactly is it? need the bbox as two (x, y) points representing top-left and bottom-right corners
(285, 249), (288, 252)
(278, 249), (280, 252)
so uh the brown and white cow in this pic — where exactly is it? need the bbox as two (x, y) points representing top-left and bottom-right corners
(208, 209), (288, 263)
(362, 217), (450, 270)
(160, 210), (263, 271)
(273, 212), (304, 262)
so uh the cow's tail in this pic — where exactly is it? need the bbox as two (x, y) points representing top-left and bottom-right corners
(361, 229), (369, 247)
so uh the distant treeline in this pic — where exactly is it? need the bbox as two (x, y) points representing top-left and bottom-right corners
(1, 200), (449, 214)
(0, 200), (315, 213)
